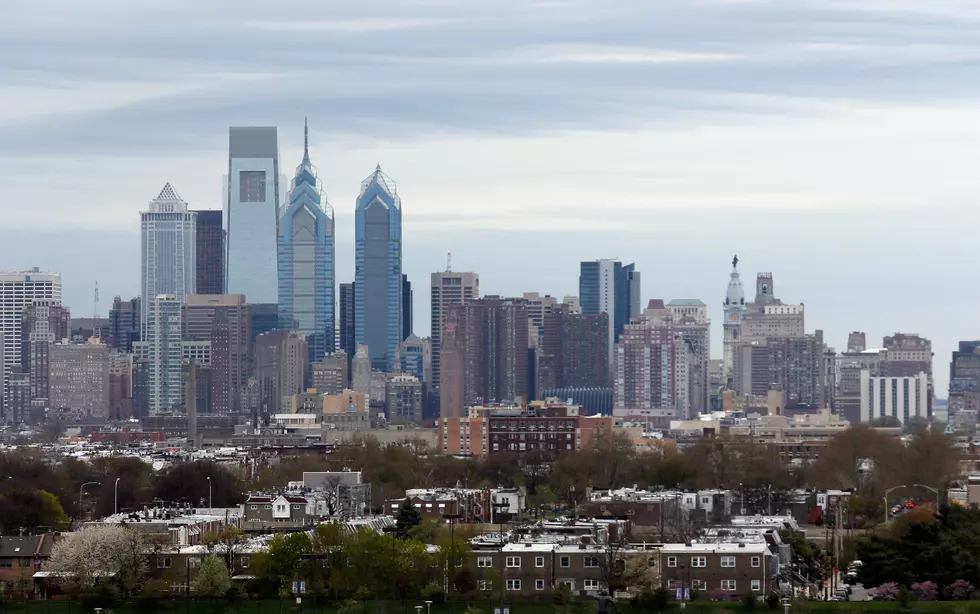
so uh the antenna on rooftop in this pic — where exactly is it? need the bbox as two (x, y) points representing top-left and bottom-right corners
(93, 281), (101, 340)
(447, 251), (452, 273)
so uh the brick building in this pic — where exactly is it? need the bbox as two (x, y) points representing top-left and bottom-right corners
(659, 542), (774, 598)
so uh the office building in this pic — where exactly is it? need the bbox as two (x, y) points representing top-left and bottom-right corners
(312, 351), (348, 395)
(7, 369), (30, 424)
(950, 341), (980, 414)
(834, 345), (886, 423)
(860, 371), (930, 424)
(108, 352), (134, 420)
(733, 332), (826, 409)
(140, 183), (196, 337)
(538, 306), (609, 394)
(182, 294), (250, 414)
(49, 341), (110, 417)
(0, 269), (61, 411)
(145, 295), (183, 414)
(253, 331), (307, 413)
(882, 333), (933, 405)
(20, 302), (70, 403)
(738, 271), (804, 341)
(351, 344), (371, 398)
(396, 334), (425, 381)
(278, 120), (335, 363)
(108, 296), (140, 352)
(386, 374), (422, 424)
(402, 274), (412, 341)
(338, 282), (355, 377)
(354, 165), (402, 371)
(439, 297), (528, 419)
(194, 210), (224, 295)
(225, 126), (281, 305)
(847, 332), (867, 353)
(430, 270), (479, 389)
(579, 260), (640, 373)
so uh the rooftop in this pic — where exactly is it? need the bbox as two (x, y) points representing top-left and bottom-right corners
(668, 299), (706, 307)
(660, 542), (769, 554)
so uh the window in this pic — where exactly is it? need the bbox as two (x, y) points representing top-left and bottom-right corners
(584, 579), (601, 591)
(536, 579), (545, 591)
(721, 580), (736, 591)
(477, 557), (493, 568)
(505, 556), (521, 568)
(751, 580), (761, 592)
(720, 556), (736, 568)
(158, 557), (172, 569)
(666, 556), (677, 568)
(751, 556), (761, 568)
(559, 555), (570, 568)
(479, 581), (492, 591)
(239, 171), (267, 202)
(292, 505), (301, 510)
(535, 556), (545, 568)
(0, 561), (11, 568)
(506, 579), (522, 591)
(693, 580), (707, 591)
(584, 556), (599, 568)
(240, 556), (250, 569)
(691, 556), (706, 568)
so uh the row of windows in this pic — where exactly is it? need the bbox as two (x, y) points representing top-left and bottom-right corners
(479, 555), (600, 568)
(479, 579), (602, 592)
(669, 579), (761, 592)
(666, 555), (761, 568)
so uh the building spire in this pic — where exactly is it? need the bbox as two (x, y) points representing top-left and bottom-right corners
(447, 250), (452, 272)
(301, 117), (311, 166)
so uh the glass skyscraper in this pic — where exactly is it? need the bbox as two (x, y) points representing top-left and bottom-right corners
(579, 259), (641, 371)
(225, 126), (280, 305)
(355, 165), (402, 371)
(141, 183), (196, 339)
(278, 120), (335, 363)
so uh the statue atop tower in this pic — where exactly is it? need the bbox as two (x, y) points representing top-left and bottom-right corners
(722, 255), (747, 387)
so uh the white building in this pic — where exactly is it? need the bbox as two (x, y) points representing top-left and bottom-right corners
(140, 183), (196, 338)
(0, 269), (61, 411)
(146, 295), (183, 414)
(859, 370), (929, 424)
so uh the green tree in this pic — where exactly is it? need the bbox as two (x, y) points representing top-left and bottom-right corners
(254, 532), (311, 594)
(395, 498), (421, 538)
(0, 488), (69, 533)
(193, 555), (231, 597)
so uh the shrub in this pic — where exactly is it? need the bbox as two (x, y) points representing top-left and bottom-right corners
(632, 587), (669, 610)
(947, 579), (976, 601)
(898, 584), (910, 608)
(421, 581), (446, 604)
(911, 581), (938, 601)
(766, 594), (780, 610)
(742, 592), (757, 610)
(868, 582), (899, 601)
(708, 588), (730, 602)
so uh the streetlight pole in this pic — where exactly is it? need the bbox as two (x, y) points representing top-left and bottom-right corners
(206, 477), (212, 509)
(883, 485), (907, 524)
(914, 483), (940, 509)
(114, 478), (121, 515)
(739, 482), (745, 515)
(443, 513), (462, 602)
(79, 482), (99, 523)
(492, 502), (508, 610)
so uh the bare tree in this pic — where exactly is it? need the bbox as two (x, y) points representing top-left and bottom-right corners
(201, 525), (248, 574)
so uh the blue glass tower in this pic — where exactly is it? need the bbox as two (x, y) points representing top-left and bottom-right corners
(355, 164), (402, 371)
(278, 119), (335, 364)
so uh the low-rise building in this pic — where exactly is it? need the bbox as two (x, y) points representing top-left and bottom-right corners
(0, 534), (55, 597)
(659, 542), (774, 598)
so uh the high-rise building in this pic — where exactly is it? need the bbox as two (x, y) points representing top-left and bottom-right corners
(140, 183), (196, 338)
(108, 352), (133, 420)
(860, 370), (930, 424)
(883, 333), (933, 414)
(733, 332), (826, 409)
(402, 274), (412, 341)
(847, 332), (867, 353)
(665, 299), (711, 415)
(950, 341), (980, 414)
(339, 282), (356, 377)
(430, 270), (479, 388)
(538, 306), (609, 395)
(396, 334), (425, 381)
(523, 292), (560, 349)
(249, 304), (278, 341)
(144, 295), (183, 414)
(614, 320), (697, 418)
(20, 302), (70, 404)
(225, 126), (281, 305)
(253, 330), (307, 413)
(439, 297), (528, 419)
(834, 345), (886, 423)
(109, 296), (140, 352)
(182, 294), (251, 414)
(194, 210), (224, 295)
(49, 341), (110, 417)
(280, 333), (309, 405)
(386, 374), (422, 424)
(0, 269), (61, 412)
(278, 120), (335, 363)
(7, 369), (30, 424)
(579, 260), (640, 373)
(739, 271), (804, 341)
(354, 165), (402, 371)
(722, 256), (747, 385)
(351, 344), (371, 398)
(312, 351), (348, 395)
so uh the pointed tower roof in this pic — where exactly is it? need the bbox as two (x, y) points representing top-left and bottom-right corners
(359, 164), (399, 201)
(148, 182), (188, 213)
(156, 182), (182, 202)
(301, 117), (311, 167)
(725, 254), (745, 308)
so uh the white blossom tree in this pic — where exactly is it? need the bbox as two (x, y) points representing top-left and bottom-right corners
(47, 524), (151, 596)
(193, 555), (231, 597)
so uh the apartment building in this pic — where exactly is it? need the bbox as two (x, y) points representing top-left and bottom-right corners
(659, 542), (773, 598)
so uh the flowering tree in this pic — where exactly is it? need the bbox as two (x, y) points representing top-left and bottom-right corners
(947, 579), (975, 601)
(47, 524), (150, 596)
(911, 581), (938, 601)
(868, 582), (899, 601)
(193, 555), (231, 597)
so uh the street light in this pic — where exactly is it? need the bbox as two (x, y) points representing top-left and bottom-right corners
(114, 478), (121, 515)
(78, 482), (99, 522)
(492, 501), (508, 608)
(914, 483), (940, 508)
(425, 600), (432, 614)
(739, 482), (746, 515)
(382, 525), (398, 599)
(883, 485), (907, 524)
(443, 513), (462, 601)
(781, 597), (791, 614)
(206, 476), (212, 509)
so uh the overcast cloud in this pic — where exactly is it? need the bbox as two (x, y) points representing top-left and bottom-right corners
(1, 0), (978, 393)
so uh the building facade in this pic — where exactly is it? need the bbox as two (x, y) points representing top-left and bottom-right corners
(20, 302), (70, 404)
(49, 341), (110, 417)
(0, 269), (61, 414)
(354, 165), (402, 371)
(430, 270), (479, 388)
(182, 294), (251, 414)
(193, 210), (224, 295)
(538, 307), (609, 395)
(140, 183), (196, 337)
(312, 351), (348, 395)
(396, 334), (425, 381)
(386, 374), (422, 424)
(722, 257), (747, 386)
(225, 126), (280, 305)
(108, 296), (140, 352)
(860, 370), (930, 424)
(579, 260), (640, 375)
(278, 121), (335, 362)
(145, 295), (183, 414)
(402, 274), (412, 341)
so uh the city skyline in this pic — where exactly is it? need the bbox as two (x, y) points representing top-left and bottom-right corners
(1, 0), (976, 394)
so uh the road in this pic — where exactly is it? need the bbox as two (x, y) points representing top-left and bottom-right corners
(849, 584), (870, 602)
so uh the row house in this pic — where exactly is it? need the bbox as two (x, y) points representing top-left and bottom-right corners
(659, 542), (774, 598)
(0, 534), (55, 597)
(243, 495), (312, 531)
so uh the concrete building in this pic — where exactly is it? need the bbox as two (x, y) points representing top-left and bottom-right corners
(278, 121), (336, 362)
(140, 183), (196, 337)
(20, 302), (70, 404)
(396, 334), (425, 381)
(182, 294), (250, 414)
(351, 344), (371, 398)
(733, 332), (826, 409)
(538, 306), (609, 395)
(354, 165), (402, 371)
(49, 341), (110, 417)
(144, 295), (183, 414)
(386, 374), (422, 424)
(253, 330), (308, 414)
(108, 352), (134, 420)
(950, 341), (980, 414)
(224, 126), (281, 306)
(323, 389), (367, 414)
(338, 282), (355, 373)
(312, 351), (348, 394)
(6, 369), (30, 424)
(108, 296), (140, 352)
(430, 270), (479, 388)
(614, 320), (699, 419)
(439, 296), (529, 419)
(834, 347), (886, 423)
(522, 292), (560, 349)
(579, 259), (641, 375)
(193, 210), (224, 295)
(0, 268), (61, 413)
(860, 370), (930, 424)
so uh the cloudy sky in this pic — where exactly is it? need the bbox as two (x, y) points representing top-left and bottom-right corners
(2, 0), (978, 394)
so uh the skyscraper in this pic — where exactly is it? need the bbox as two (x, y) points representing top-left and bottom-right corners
(338, 282), (355, 382)
(49, 341), (110, 417)
(144, 295), (183, 414)
(402, 274), (413, 341)
(21, 302), (70, 404)
(194, 210), (224, 295)
(354, 165), (402, 371)
(430, 270), (479, 388)
(538, 306), (609, 394)
(108, 296), (140, 352)
(225, 126), (280, 305)
(579, 259), (640, 374)
(140, 183), (196, 338)
(278, 120), (335, 363)
(0, 269), (61, 414)
(182, 294), (251, 414)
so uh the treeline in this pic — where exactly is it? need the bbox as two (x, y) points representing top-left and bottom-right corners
(0, 454), (244, 533)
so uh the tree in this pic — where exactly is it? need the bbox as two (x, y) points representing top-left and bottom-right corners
(0, 488), (69, 533)
(193, 555), (231, 597)
(395, 498), (421, 538)
(254, 532), (311, 595)
(153, 460), (244, 508)
(201, 526), (248, 574)
(47, 524), (150, 596)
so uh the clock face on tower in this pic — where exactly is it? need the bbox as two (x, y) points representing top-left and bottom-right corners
(731, 313), (738, 321)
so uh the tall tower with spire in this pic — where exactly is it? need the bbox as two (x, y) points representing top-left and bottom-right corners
(354, 164), (403, 371)
(722, 255), (747, 387)
(140, 183), (196, 338)
(278, 119), (336, 366)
